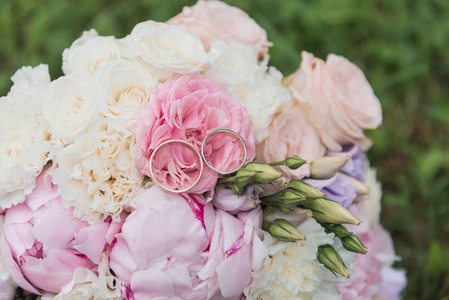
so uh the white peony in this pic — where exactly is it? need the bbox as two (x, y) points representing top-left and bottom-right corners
(0, 215), (16, 299)
(245, 218), (352, 300)
(204, 40), (291, 142)
(52, 118), (144, 224)
(57, 254), (121, 299)
(120, 20), (208, 82)
(92, 59), (157, 129)
(44, 74), (100, 145)
(62, 29), (122, 77)
(0, 65), (53, 209)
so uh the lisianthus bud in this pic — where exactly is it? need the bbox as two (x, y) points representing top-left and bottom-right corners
(289, 179), (326, 199)
(310, 156), (350, 179)
(284, 155), (307, 170)
(219, 169), (258, 186)
(261, 188), (306, 208)
(263, 207), (312, 227)
(321, 223), (351, 238)
(302, 198), (361, 225)
(317, 245), (349, 278)
(263, 219), (306, 242)
(244, 162), (282, 184)
(268, 155), (307, 170)
(341, 234), (368, 254)
(340, 173), (370, 195)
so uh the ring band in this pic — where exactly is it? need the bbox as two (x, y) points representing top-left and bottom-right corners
(201, 129), (247, 175)
(149, 139), (204, 193)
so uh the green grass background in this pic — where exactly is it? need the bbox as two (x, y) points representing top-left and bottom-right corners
(1, 0), (448, 298)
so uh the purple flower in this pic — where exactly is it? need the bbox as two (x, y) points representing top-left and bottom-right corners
(327, 143), (367, 182)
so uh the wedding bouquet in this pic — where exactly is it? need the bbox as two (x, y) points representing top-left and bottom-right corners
(0, 0), (407, 299)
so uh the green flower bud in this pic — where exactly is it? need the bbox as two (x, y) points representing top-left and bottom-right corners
(290, 179), (326, 199)
(321, 224), (351, 238)
(302, 198), (361, 225)
(310, 156), (350, 179)
(341, 234), (368, 254)
(317, 245), (349, 278)
(261, 188), (306, 208)
(263, 219), (306, 242)
(245, 162), (282, 184)
(284, 155), (307, 170)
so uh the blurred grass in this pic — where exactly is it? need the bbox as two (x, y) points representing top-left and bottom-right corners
(1, 0), (448, 298)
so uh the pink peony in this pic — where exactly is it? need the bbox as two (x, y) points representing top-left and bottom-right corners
(256, 101), (326, 179)
(109, 186), (265, 299)
(288, 52), (382, 151)
(0, 170), (123, 295)
(135, 74), (255, 194)
(212, 184), (262, 215)
(167, 0), (271, 58)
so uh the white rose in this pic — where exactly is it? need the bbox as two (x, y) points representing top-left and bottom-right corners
(62, 29), (122, 77)
(205, 40), (291, 142)
(92, 59), (157, 129)
(52, 118), (144, 224)
(0, 65), (53, 209)
(120, 21), (208, 81)
(245, 218), (352, 299)
(57, 254), (121, 299)
(44, 75), (100, 145)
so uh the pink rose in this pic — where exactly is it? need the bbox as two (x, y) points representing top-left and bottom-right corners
(109, 186), (265, 299)
(167, 0), (271, 58)
(135, 74), (255, 194)
(0, 171), (123, 295)
(256, 102), (326, 179)
(288, 51), (382, 151)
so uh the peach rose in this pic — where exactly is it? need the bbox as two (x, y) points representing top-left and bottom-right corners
(256, 102), (325, 179)
(167, 0), (271, 59)
(288, 51), (382, 151)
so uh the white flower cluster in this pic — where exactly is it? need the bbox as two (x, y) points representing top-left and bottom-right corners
(245, 218), (352, 300)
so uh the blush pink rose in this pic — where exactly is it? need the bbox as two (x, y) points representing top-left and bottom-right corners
(109, 186), (265, 300)
(167, 0), (271, 58)
(256, 102), (326, 179)
(0, 170), (123, 295)
(135, 74), (255, 194)
(288, 51), (382, 151)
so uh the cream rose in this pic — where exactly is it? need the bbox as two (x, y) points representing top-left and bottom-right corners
(52, 118), (144, 224)
(44, 75), (100, 145)
(120, 21), (208, 81)
(256, 101), (326, 179)
(62, 29), (122, 77)
(205, 40), (291, 142)
(167, 0), (271, 59)
(288, 52), (382, 151)
(92, 59), (157, 129)
(0, 65), (53, 209)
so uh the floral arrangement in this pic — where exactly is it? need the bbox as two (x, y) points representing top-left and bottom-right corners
(0, 0), (407, 299)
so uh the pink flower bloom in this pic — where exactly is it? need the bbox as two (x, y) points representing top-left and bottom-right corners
(0, 171), (123, 295)
(135, 74), (255, 194)
(109, 186), (265, 299)
(167, 0), (271, 58)
(288, 52), (382, 151)
(256, 102), (325, 179)
(212, 184), (262, 215)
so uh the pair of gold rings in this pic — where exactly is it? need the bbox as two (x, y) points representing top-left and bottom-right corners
(148, 129), (247, 193)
